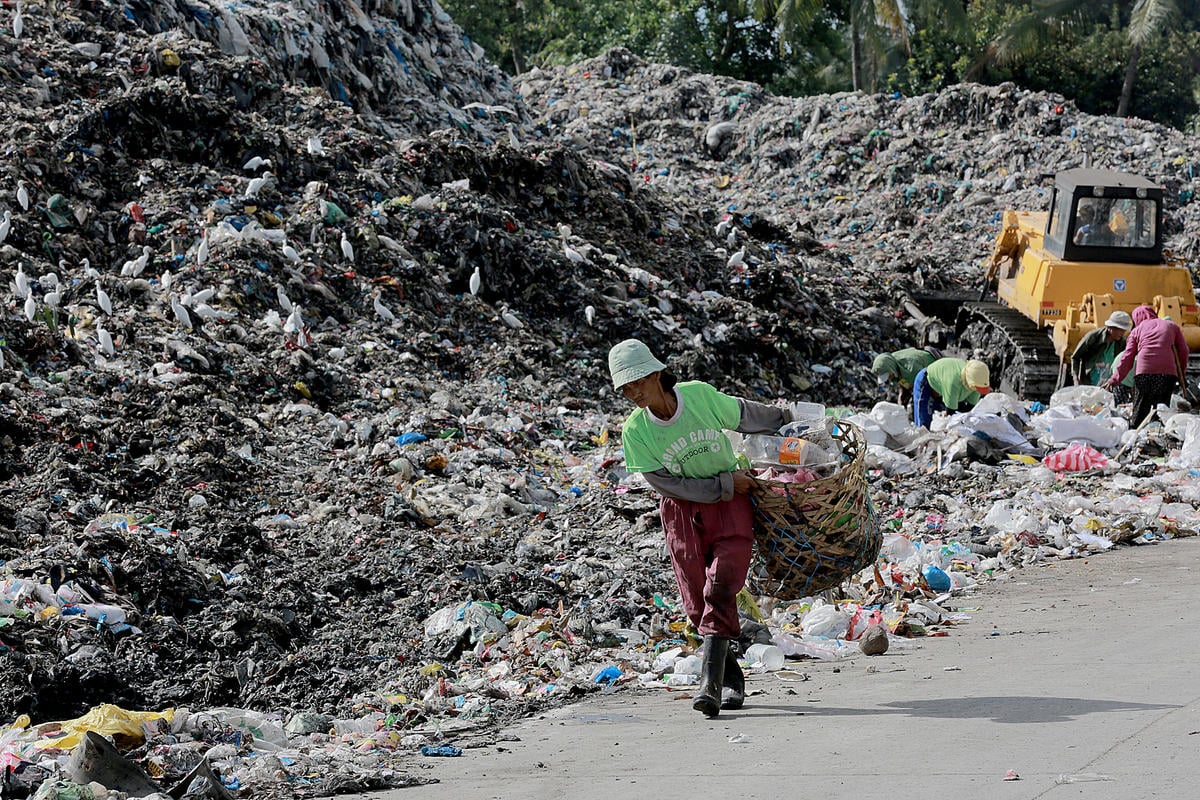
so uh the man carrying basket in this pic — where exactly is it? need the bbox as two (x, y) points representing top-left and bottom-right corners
(608, 339), (792, 718)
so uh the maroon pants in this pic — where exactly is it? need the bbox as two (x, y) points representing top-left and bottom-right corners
(660, 494), (754, 638)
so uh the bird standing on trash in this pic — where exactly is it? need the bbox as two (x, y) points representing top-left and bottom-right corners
(340, 232), (355, 263)
(608, 338), (792, 718)
(16, 180), (30, 211)
(196, 234), (209, 265)
(171, 297), (193, 330)
(277, 285), (293, 313)
(500, 308), (523, 329)
(245, 172), (272, 198)
(585, 305), (596, 326)
(282, 241), (300, 262)
(14, 264), (28, 298)
(727, 247), (745, 268)
(23, 292), (36, 322)
(95, 284), (112, 315)
(0, 209), (11, 243)
(96, 325), (115, 357)
(242, 156), (271, 172)
(372, 292), (395, 322)
(469, 266), (481, 296)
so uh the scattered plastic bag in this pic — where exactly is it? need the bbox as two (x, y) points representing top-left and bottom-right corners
(800, 603), (850, 639)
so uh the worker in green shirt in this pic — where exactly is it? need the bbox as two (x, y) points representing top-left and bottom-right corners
(1071, 311), (1133, 403)
(913, 358), (991, 428)
(872, 347), (939, 405)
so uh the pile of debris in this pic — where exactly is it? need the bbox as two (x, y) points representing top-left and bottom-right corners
(3, 4), (1200, 799)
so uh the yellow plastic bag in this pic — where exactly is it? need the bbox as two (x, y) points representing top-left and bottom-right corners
(37, 704), (174, 750)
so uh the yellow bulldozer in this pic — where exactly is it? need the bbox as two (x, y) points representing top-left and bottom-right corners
(951, 168), (1200, 399)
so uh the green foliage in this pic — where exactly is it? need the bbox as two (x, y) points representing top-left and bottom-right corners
(441, 0), (1200, 130)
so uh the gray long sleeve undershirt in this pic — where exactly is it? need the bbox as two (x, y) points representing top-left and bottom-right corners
(642, 398), (791, 504)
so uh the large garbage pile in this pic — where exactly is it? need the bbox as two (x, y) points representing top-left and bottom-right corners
(4, 4), (1200, 799)
(518, 47), (1200, 283)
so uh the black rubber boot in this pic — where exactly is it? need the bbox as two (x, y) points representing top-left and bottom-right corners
(693, 636), (728, 718)
(721, 642), (745, 710)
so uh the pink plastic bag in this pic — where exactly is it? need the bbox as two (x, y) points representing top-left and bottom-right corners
(845, 607), (883, 641)
(1043, 443), (1108, 472)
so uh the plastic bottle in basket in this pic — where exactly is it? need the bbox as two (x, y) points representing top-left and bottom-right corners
(742, 434), (831, 467)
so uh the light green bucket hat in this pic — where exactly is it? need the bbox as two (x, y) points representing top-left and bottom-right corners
(608, 338), (666, 389)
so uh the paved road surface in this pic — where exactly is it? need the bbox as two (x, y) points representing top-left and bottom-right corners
(376, 538), (1199, 799)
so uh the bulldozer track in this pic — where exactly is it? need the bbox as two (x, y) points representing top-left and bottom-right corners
(956, 303), (1062, 401)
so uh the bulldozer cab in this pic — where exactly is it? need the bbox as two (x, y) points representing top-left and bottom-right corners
(1043, 168), (1162, 264)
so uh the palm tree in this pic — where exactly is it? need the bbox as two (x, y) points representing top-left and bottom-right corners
(978, 0), (1180, 117)
(757, 0), (968, 91)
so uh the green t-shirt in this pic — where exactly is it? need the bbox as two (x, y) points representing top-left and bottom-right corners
(926, 357), (980, 410)
(621, 381), (741, 478)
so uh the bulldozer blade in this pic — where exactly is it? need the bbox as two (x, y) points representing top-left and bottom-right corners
(65, 731), (161, 797)
(168, 755), (233, 800)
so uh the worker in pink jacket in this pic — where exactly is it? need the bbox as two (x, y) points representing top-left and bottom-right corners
(1106, 305), (1189, 426)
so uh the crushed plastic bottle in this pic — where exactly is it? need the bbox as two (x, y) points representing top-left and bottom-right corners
(742, 434), (831, 467)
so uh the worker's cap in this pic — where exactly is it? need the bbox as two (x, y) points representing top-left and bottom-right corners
(963, 360), (991, 395)
(608, 339), (666, 389)
(1104, 310), (1133, 331)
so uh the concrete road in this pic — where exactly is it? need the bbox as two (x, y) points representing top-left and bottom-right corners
(379, 538), (1199, 799)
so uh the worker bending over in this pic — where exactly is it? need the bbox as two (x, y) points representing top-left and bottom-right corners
(872, 347), (939, 405)
(1070, 311), (1132, 402)
(912, 358), (991, 428)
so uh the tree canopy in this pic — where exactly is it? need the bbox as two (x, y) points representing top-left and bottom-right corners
(441, 0), (1200, 130)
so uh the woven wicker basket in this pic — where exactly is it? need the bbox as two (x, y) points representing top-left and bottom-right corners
(748, 421), (881, 598)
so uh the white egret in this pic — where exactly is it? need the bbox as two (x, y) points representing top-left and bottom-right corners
(242, 156), (271, 171)
(340, 232), (354, 263)
(0, 210), (11, 243)
(727, 247), (745, 268)
(501, 309), (523, 329)
(15, 264), (28, 298)
(726, 229), (737, 248)
(82, 258), (99, 279)
(372, 292), (395, 322)
(715, 219), (730, 238)
(96, 325), (115, 356)
(12, 2), (23, 39)
(16, 180), (29, 211)
(197, 235), (209, 265)
(171, 297), (193, 330)
(468, 266), (481, 296)
(23, 293), (36, 321)
(191, 288), (216, 305)
(44, 290), (60, 308)
(585, 305), (596, 326)
(282, 242), (300, 262)
(95, 284), (112, 315)
(245, 171), (272, 198)
(277, 285), (293, 313)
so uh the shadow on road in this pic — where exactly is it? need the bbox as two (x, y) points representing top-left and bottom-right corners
(734, 696), (1179, 724)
